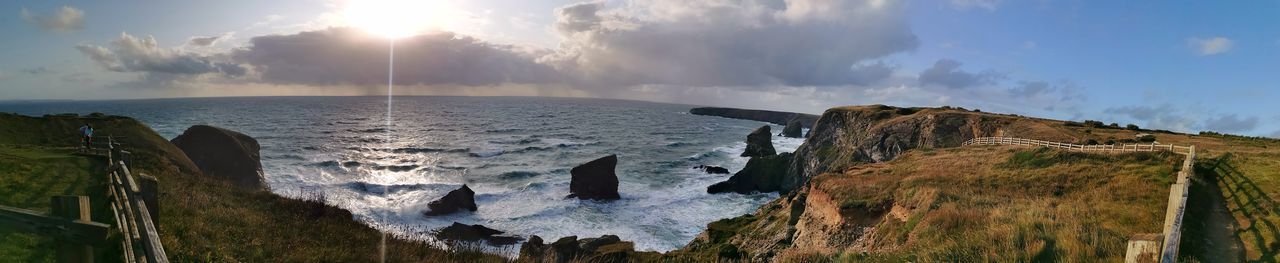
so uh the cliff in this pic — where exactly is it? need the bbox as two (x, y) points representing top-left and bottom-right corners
(690, 107), (820, 129)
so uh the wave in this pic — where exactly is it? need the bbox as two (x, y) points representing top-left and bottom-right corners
(348, 127), (389, 133)
(499, 171), (541, 179)
(392, 147), (468, 154)
(485, 128), (525, 133)
(370, 164), (419, 172)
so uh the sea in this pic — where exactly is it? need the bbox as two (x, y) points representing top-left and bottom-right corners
(0, 96), (804, 252)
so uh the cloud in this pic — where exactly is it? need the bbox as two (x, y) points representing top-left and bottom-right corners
(1104, 105), (1198, 132)
(542, 0), (918, 88)
(1188, 37), (1232, 56)
(1202, 114), (1258, 133)
(75, 32), (246, 76)
(230, 27), (560, 86)
(21, 67), (53, 75)
(1008, 80), (1054, 97)
(950, 0), (1001, 11)
(21, 6), (85, 32)
(919, 59), (1002, 89)
(188, 35), (227, 47)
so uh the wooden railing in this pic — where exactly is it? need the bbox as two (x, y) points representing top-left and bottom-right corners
(0, 136), (168, 263)
(963, 136), (1194, 155)
(105, 136), (169, 263)
(963, 136), (1196, 262)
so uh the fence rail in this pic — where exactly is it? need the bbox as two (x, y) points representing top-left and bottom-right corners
(963, 136), (1193, 155)
(0, 136), (167, 263)
(963, 136), (1195, 263)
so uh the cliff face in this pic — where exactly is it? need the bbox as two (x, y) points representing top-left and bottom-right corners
(788, 105), (1077, 187)
(690, 107), (820, 129)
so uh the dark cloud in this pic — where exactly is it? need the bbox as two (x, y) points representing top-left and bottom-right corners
(21, 67), (53, 75)
(188, 35), (224, 47)
(919, 59), (1002, 89)
(21, 6), (85, 32)
(231, 27), (561, 86)
(75, 32), (246, 76)
(543, 0), (918, 87)
(1202, 114), (1258, 133)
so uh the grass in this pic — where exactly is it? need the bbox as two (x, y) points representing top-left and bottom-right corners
(0, 145), (121, 262)
(0, 113), (508, 262)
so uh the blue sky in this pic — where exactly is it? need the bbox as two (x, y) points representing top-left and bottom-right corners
(1, 0), (1278, 137)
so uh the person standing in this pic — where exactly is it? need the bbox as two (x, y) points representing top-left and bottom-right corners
(78, 124), (94, 151)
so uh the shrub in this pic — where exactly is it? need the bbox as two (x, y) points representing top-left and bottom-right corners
(1126, 124), (1140, 130)
(1137, 134), (1157, 143)
(1084, 139), (1099, 145)
(1109, 123), (1120, 128)
(1063, 121), (1084, 127)
(1082, 120), (1105, 128)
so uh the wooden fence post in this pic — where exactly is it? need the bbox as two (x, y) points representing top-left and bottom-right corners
(139, 173), (159, 224)
(51, 195), (93, 263)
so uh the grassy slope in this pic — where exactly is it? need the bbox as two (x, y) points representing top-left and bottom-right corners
(0, 113), (506, 262)
(0, 146), (120, 262)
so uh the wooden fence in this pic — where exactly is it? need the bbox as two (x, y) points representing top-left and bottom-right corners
(0, 136), (168, 263)
(963, 136), (1196, 263)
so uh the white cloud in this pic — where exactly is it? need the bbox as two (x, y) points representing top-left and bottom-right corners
(21, 6), (85, 32)
(75, 32), (246, 76)
(1188, 37), (1233, 56)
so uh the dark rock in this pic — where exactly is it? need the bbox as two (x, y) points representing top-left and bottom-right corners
(689, 107), (820, 129)
(517, 234), (638, 263)
(741, 126), (776, 157)
(780, 119), (804, 138)
(694, 165), (730, 174)
(708, 152), (795, 194)
(423, 184), (477, 216)
(433, 222), (522, 246)
(170, 125), (266, 189)
(567, 155), (621, 200)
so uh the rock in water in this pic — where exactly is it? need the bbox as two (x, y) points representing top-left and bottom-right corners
(170, 125), (266, 190)
(780, 119), (804, 138)
(423, 184), (477, 216)
(568, 155), (621, 200)
(694, 165), (730, 174)
(708, 152), (795, 194)
(433, 222), (521, 246)
(741, 125), (777, 157)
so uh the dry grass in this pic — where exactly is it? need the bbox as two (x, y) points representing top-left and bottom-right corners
(808, 146), (1181, 262)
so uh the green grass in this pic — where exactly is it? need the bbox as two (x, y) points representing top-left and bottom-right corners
(0, 146), (121, 262)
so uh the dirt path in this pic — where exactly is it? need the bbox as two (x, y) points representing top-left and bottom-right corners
(1180, 169), (1245, 262)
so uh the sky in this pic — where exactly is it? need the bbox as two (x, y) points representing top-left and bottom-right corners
(1, 0), (1278, 137)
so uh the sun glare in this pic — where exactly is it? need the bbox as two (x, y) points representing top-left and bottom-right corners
(343, 0), (442, 39)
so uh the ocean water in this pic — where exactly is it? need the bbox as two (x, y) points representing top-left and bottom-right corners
(0, 96), (804, 252)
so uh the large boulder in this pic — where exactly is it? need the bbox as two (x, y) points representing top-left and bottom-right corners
(567, 155), (621, 200)
(423, 184), (477, 216)
(433, 222), (521, 246)
(518, 234), (638, 263)
(708, 152), (794, 194)
(780, 119), (804, 138)
(741, 126), (777, 157)
(170, 125), (265, 189)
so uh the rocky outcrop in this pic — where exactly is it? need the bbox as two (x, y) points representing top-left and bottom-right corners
(519, 235), (642, 263)
(423, 184), (477, 216)
(433, 222), (521, 246)
(741, 126), (776, 157)
(690, 107), (819, 129)
(708, 153), (794, 194)
(780, 119), (804, 138)
(170, 125), (265, 189)
(694, 165), (730, 174)
(788, 105), (1076, 189)
(567, 155), (621, 200)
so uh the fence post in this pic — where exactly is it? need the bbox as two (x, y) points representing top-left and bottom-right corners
(139, 173), (159, 224)
(51, 195), (93, 263)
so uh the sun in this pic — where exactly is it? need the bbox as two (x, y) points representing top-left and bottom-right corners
(343, 0), (444, 39)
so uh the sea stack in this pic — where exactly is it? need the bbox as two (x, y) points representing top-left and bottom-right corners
(567, 155), (621, 200)
(741, 125), (777, 157)
(780, 119), (804, 138)
(708, 152), (795, 194)
(170, 125), (266, 190)
(423, 184), (478, 216)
